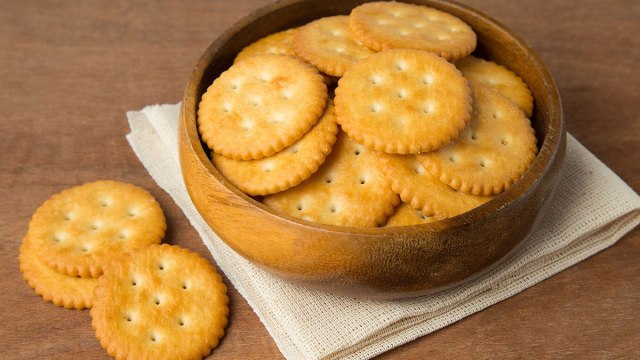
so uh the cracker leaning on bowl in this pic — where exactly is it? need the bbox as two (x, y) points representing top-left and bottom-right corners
(180, 0), (564, 298)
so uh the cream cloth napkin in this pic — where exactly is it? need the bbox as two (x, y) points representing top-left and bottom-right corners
(126, 103), (640, 360)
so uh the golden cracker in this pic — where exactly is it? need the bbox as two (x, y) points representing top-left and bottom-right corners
(335, 49), (472, 154)
(198, 54), (328, 160)
(381, 154), (491, 218)
(27, 180), (166, 277)
(19, 236), (97, 309)
(263, 132), (399, 227)
(234, 28), (298, 63)
(456, 55), (534, 117)
(294, 15), (376, 77)
(350, 1), (476, 60)
(384, 203), (436, 227)
(91, 244), (228, 360)
(418, 83), (538, 196)
(213, 101), (338, 196)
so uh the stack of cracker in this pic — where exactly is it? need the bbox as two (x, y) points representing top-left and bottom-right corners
(19, 180), (229, 360)
(197, 1), (537, 228)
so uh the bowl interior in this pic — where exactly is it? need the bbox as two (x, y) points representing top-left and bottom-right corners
(183, 0), (563, 234)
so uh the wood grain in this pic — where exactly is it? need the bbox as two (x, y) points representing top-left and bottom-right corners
(0, 0), (638, 359)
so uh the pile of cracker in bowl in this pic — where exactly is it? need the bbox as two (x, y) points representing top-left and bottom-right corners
(199, 1), (538, 228)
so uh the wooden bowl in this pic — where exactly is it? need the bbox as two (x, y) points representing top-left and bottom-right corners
(179, 0), (565, 299)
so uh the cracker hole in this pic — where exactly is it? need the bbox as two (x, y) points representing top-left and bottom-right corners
(290, 146), (299, 154)
(422, 74), (434, 85)
(127, 209), (138, 217)
(501, 139), (509, 146)
(230, 84), (239, 90)
(240, 119), (254, 131)
(262, 162), (274, 173)
(223, 103), (231, 112)
(259, 73), (271, 82)
(132, 280), (138, 286)
(53, 234), (63, 242)
(179, 319), (185, 326)
(272, 113), (284, 124)
(354, 150), (361, 156)
(471, 134), (477, 140)
(158, 262), (165, 270)
(397, 89), (407, 99)
(118, 232), (127, 239)
(479, 161), (486, 168)
(359, 177), (367, 185)
(419, 214), (427, 220)
(492, 113), (499, 119)
(125, 315), (132, 322)
(449, 157), (456, 163)
(100, 199), (110, 207)
(63, 213), (73, 221)
(150, 335), (157, 342)
(422, 102), (435, 114)
(155, 298), (161, 305)
(297, 205), (303, 211)
(182, 283), (188, 290)
(414, 167), (424, 174)
(370, 103), (381, 113)
(371, 75), (382, 85)
(81, 245), (89, 252)
(330, 207), (336, 213)
(325, 178), (332, 184)
(281, 89), (293, 99)
(395, 62), (407, 71)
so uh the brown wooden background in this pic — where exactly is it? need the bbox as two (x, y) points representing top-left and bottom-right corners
(1, 0), (638, 359)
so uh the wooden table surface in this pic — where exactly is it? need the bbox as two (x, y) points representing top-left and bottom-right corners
(1, 0), (638, 359)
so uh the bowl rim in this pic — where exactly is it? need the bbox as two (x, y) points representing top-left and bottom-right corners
(181, 0), (565, 236)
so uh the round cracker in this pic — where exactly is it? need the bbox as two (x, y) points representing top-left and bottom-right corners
(233, 28), (338, 86)
(350, 1), (476, 60)
(198, 54), (328, 160)
(234, 28), (298, 63)
(19, 236), (97, 309)
(381, 154), (491, 219)
(335, 49), (472, 154)
(263, 132), (400, 227)
(27, 180), (166, 278)
(294, 15), (376, 77)
(213, 101), (338, 196)
(91, 244), (228, 360)
(384, 203), (436, 227)
(456, 55), (534, 117)
(418, 83), (538, 196)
